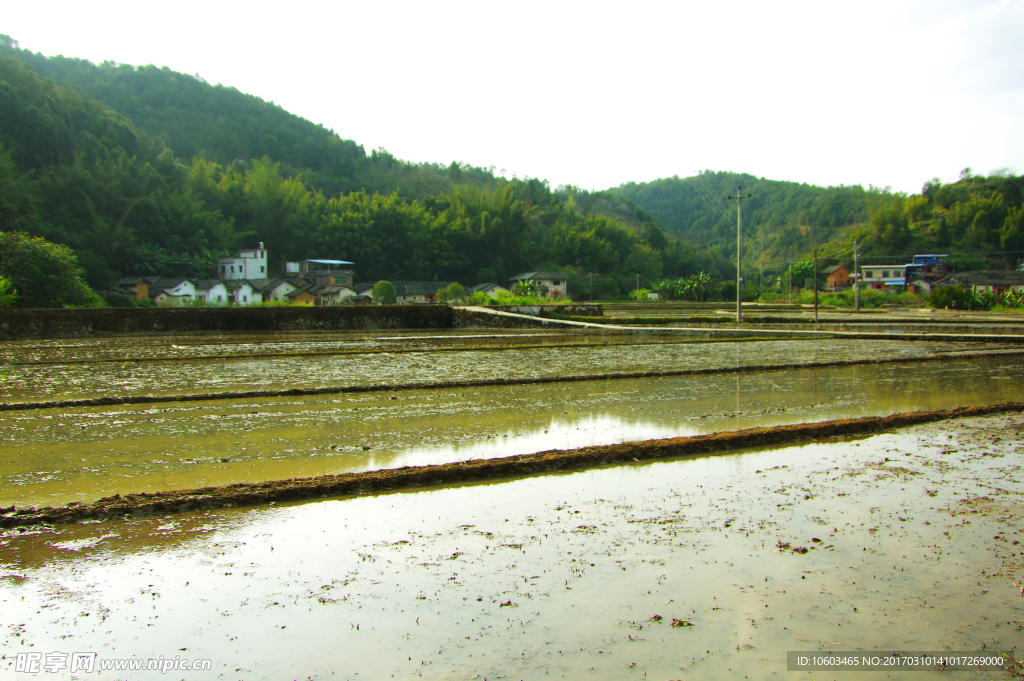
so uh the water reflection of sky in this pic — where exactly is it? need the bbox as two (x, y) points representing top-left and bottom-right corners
(385, 414), (692, 469)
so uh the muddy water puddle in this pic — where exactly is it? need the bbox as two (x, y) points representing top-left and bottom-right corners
(1, 413), (1021, 679)
(1, 336), (1017, 401)
(3, 355), (1024, 508)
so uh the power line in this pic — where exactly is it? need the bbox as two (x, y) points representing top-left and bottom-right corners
(689, 171), (735, 224)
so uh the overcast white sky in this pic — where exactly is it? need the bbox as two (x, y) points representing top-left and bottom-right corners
(5, 0), (1023, 194)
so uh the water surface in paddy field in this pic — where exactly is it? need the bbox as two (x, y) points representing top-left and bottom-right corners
(2, 355), (1024, 507)
(0, 335), (1018, 401)
(1, 413), (1021, 680)
(0, 330), (600, 364)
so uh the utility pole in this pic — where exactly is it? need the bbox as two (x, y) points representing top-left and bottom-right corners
(813, 247), (819, 324)
(636, 273), (640, 300)
(854, 239), (860, 312)
(589, 273), (593, 302)
(728, 186), (752, 322)
(789, 260), (793, 304)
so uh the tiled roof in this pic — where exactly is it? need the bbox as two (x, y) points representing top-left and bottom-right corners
(393, 281), (450, 296)
(469, 282), (505, 293)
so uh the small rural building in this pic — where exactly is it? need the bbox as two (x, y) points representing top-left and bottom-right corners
(149, 277), (199, 306)
(860, 266), (906, 290)
(226, 280), (262, 305)
(285, 284), (316, 305)
(507, 271), (570, 299)
(907, 278), (932, 295)
(393, 281), (450, 304)
(469, 282), (508, 297)
(908, 254), (950, 279)
(261, 278), (305, 302)
(822, 265), (850, 289)
(316, 286), (356, 305)
(114, 276), (152, 301)
(192, 279), (230, 304)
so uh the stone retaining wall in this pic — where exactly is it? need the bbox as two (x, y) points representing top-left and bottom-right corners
(0, 306), (456, 339)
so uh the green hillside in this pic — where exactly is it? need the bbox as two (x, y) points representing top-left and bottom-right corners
(617, 171), (874, 258)
(617, 169), (1024, 277)
(0, 41), (730, 301)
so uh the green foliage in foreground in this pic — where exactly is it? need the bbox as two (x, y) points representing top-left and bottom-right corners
(0, 232), (97, 308)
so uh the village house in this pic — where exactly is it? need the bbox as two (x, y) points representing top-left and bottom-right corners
(282, 259), (354, 288)
(219, 242), (269, 280)
(907, 278), (932, 295)
(507, 271), (570, 299)
(822, 265), (850, 290)
(860, 265), (907, 290)
(225, 280), (262, 305)
(392, 281), (450, 304)
(934, 270), (1024, 295)
(114, 276), (152, 301)
(315, 285), (357, 305)
(906, 254), (950, 280)
(146, 277), (199, 306)
(261, 277), (308, 302)
(469, 282), (508, 297)
(192, 279), (229, 304)
(284, 284), (316, 305)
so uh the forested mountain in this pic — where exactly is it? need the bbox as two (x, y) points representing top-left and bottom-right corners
(862, 170), (1024, 270)
(616, 172), (875, 263)
(617, 169), (1024, 276)
(0, 41), (727, 302)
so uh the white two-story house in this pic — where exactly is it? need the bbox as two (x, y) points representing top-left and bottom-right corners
(219, 242), (269, 280)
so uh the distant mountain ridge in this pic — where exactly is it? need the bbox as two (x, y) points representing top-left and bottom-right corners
(616, 171), (875, 254)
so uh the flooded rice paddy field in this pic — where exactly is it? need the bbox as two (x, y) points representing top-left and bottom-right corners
(0, 330), (603, 365)
(3, 355), (1024, 509)
(1, 412), (1021, 680)
(1, 333), (1020, 401)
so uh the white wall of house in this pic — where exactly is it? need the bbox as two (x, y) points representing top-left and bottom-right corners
(475, 284), (508, 297)
(167, 280), (197, 298)
(230, 281), (262, 305)
(317, 286), (356, 305)
(154, 292), (187, 307)
(266, 281), (298, 302)
(861, 266), (906, 288)
(219, 244), (268, 280)
(535, 278), (567, 298)
(196, 281), (230, 304)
